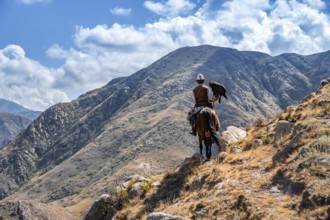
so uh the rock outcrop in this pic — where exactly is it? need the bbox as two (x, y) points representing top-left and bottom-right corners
(147, 212), (189, 220)
(85, 194), (118, 220)
(221, 126), (247, 144)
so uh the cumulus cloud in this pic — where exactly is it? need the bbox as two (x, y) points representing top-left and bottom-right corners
(0, 45), (70, 110)
(193, 0), (330, 55)
(16, 0), (51, 4)
(46, 44), (69, 59)
(48, 24), (177, 95)
(302, 0), (326, 10)
(37, 0), (330, 105)
(2, 0), (330, 110)
(110, 7), (132, 16)
(144, 0), (196, 17)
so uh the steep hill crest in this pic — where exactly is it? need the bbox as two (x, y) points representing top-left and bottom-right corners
(109, 79), (330, 220)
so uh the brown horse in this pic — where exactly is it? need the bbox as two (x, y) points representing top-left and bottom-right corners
(193, 81), (227, 160)
(195, 107), (220, 160)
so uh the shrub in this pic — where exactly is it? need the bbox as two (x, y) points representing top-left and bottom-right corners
(254, 117), (264, 127)
(244, 141), (257, 151)
(140, 181), (152, 194)
(261, 136), (272, 145)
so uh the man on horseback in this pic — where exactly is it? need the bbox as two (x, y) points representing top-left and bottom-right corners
(189, 74), (222, 148)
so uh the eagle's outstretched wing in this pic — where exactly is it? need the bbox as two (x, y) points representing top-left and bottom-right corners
(209, 81), (227, 103)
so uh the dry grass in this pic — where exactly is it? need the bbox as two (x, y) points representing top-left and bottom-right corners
(109, 85), (330, 220)
(67, 198), (94, 218)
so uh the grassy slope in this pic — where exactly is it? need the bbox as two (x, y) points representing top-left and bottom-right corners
(113, 83), (330, 220)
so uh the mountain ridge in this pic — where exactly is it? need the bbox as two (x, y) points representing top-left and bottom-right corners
(0, 98), (41, 121)
(106, 81), (330, 220)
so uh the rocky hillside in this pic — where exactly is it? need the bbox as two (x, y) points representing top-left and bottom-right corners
(0, 200), (78, 220)
(0, 113), (31, 148)
(0, 45), (329, 216)
(0, 98), (41, 121)
(101, 79), (330, 220)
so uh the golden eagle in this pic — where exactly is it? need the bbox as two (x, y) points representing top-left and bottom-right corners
(209, 81), (227, 103)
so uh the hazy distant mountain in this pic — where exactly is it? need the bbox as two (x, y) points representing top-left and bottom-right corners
(0, 99), (41, 148)
(0, 113), (31, 148)
(0, 45), (329, 206)
(0, 98), (41, 121)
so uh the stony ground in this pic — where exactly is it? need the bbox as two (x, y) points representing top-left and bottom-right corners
(110, 82), (330, 220)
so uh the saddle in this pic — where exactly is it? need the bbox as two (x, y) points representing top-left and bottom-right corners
(187, 107), (220, 131)
(199, 107), (220, 132)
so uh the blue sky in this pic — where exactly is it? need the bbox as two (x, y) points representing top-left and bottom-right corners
(1, 0), (330, 110)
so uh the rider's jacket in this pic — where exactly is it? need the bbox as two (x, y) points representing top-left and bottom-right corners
(193, 84), (210, 107)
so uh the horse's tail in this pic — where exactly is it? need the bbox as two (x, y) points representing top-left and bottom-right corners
(200, 108), (213, 137)
(201, 108), (219, 131)
(200, 108), (222, 147)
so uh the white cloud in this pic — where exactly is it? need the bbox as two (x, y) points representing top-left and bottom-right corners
(74, 24), (147, 49)
(302, 0), (326, 10)
(2, 0), (330, 110)
(46, 44), (69, 59)
(144, 0), (196, 17)
(110, 7), (132, 16)
(16, 0), (51, 4)
(1, 45), (25, 59)
(0, 45), (70, 110)
(59, 0), (330, 97)
(266, 0), (330, 54)
(50, 23), (178, 95)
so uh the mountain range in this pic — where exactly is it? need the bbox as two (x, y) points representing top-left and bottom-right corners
(0, 113), (31, 148)
(0, 98), (41, 121)
(0, 99), (41, 148)
(0, 45), (329, 217)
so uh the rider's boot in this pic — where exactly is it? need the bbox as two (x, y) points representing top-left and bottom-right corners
(190, 124), (197, 136)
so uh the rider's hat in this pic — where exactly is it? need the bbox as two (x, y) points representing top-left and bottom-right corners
(196, 74), (205, 83)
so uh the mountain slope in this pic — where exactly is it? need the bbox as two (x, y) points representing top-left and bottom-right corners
(0, 45), (329, 210)
(0, 99), (40, 148)
(113, 80), (330, 220)
(0, 113), (31, 148)
(0, 98), (41, 121)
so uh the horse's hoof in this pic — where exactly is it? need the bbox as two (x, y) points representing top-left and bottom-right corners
(202, 157), (210, 163)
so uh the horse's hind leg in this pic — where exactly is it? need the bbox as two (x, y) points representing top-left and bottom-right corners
(205, 138), (212, 160)
(199, 137), (203, 156)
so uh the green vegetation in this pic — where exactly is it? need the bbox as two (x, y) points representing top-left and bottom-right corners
(261, 135), (272, 145)
(125, 180), (135, 192)
(140, 181), (152, 194)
